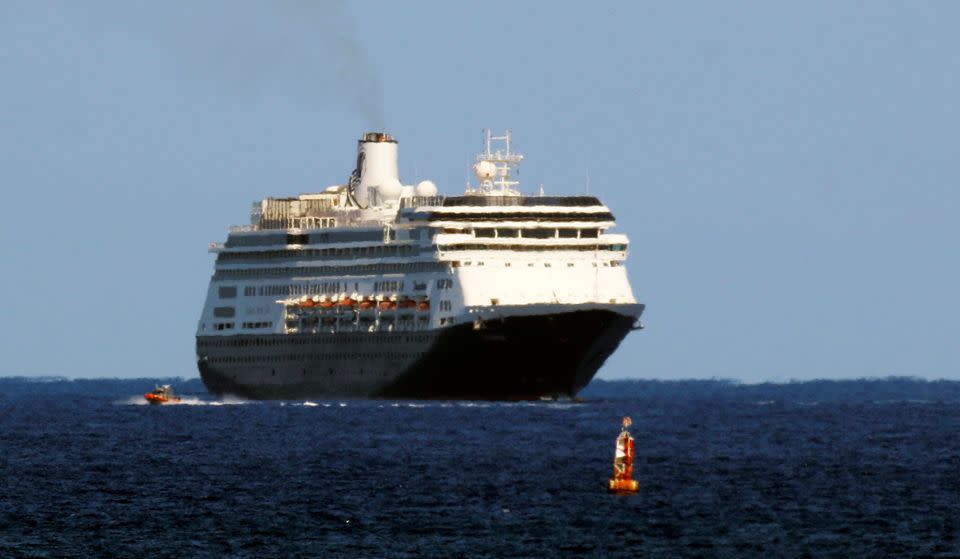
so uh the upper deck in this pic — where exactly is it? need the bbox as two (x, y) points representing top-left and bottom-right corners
(208, 130), (627, 260)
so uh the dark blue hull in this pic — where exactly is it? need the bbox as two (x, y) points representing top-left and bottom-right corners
(197, 308), (639, 400)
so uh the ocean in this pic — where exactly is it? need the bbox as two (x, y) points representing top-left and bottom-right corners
(1, 377), (958, 557)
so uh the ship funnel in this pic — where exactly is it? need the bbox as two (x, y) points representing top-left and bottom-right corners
(354, 132), (400, 207)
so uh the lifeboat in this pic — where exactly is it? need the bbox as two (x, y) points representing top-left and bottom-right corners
(300, 297), (316, 308)
(379, 299), (396, 310)
(359, 297), (376, 310)
(417, 298), (430, 311)
(608, 416), (639, 494)
(319, 296), (336, 309)
(338, 293), (358, 308)
(144, 384), (181, 405)
(398, 297), (417, 310)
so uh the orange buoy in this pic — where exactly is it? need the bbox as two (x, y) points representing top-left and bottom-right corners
(608, 416), (639, 494)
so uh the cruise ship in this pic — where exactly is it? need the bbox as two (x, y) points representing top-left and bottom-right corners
(196, 130), (644, 399)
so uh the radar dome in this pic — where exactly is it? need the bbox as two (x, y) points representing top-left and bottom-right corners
(474, 160), (496, 181)
(378, 177), (402, 202)
(399, 185), (416, 199)
(415, 180), (438, 197)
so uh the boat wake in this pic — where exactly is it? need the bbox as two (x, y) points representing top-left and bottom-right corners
(116, 395), (253, 406)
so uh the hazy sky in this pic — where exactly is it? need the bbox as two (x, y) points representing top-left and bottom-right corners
(1, 2), (958, 381)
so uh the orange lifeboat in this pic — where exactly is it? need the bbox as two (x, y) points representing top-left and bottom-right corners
(144, 385), (181, 405)
(417, 299), (430, 311)
(379, 300), (396, 310)
(608, 416), (639, 494)
(319, 296), (335, 309)
(398, 298), (417, 309)
(300, 298), (316, 308)
(359, 298), (375, 310)
(338, 296), (357, 308)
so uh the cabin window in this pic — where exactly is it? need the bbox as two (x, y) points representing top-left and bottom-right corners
(474, 228), (495, 238)
(218, 286), (237, 299)
(558, 229), (578, 239)
(522, 229), (555, 239)
(497, 228), (519, 238)
(580, 228), (599, 238)
(214, 306), (235, 318)
(286, 233), (308, 245)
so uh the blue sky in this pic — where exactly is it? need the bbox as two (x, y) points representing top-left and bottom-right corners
(1, 2), (957, 381)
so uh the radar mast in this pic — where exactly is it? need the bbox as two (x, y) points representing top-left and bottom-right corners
(467, 129), (524, 196)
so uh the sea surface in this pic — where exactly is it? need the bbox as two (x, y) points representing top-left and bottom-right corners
(1, 377), (959, 557)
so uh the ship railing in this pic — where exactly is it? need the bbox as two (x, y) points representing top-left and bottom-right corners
(257, 216), (388, 230)
(228, 214), (391, 233)
(399, 196), (445, 209)
(208, 242), (225, 252)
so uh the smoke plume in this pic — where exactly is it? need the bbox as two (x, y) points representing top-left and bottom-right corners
(212, 0), (386, 128)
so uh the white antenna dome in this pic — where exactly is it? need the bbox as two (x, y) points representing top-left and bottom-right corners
(415, 180), (438, 197)
(399, 184), (416, 199)
(378, 177), (402, 202)
(474, 160), (496, 181)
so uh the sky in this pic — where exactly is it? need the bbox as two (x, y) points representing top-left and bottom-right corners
(1, 1), (958, 382)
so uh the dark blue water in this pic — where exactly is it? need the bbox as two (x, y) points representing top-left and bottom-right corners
(2, 378), (959, 557)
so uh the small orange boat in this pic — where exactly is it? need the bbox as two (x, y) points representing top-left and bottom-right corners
(144, 385), (182, 405)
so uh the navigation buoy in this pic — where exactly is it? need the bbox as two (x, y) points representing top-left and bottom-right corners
(608, 416), (639, 494)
